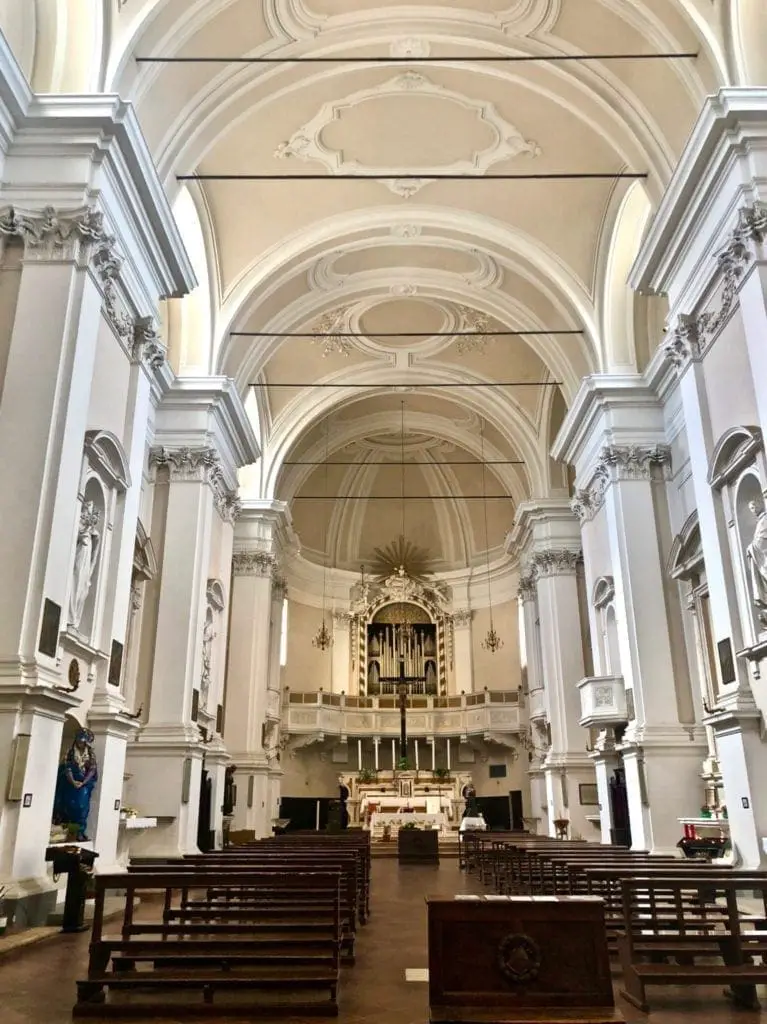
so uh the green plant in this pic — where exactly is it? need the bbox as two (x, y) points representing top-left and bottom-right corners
(396, 757), (411, 771)
(432, 767), (449, 780)
(358, 768), (377, 784)
(400, 821), (420, 830)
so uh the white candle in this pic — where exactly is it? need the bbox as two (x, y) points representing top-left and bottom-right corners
(392, 739), (396, 767)
(315, 800), (320, 830)
(431, 737), (436, 771)
(415, 739), (419, 771)
(358, 739), (363, 770)
(374, 738), (379, 771)
(446, 737), (451, 771)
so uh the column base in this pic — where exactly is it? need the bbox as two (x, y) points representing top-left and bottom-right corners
(204, 738), (231, 850)
(543, 754), (599, 841)
(705, 707), (767, 870)
(228, 757), (274, 837)
(618, 730), (707, 854)
(125, 723), (205, 856)
(88, 700), (141, 872)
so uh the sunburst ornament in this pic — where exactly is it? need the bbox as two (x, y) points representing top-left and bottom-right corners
(371, 535), (431, 580)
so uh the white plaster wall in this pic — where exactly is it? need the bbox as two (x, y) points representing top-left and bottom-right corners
(282, 599), (333, 693)
(703, 314), (759, 443)
(86, 317), (131, 438)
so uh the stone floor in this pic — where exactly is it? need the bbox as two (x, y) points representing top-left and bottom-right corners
(0, 860), (763, 1022)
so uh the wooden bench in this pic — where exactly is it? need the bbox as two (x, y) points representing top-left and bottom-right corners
(617, 874), (767, 1012)
(74, 870), (342, 1017)
(128, 856), (358, 964)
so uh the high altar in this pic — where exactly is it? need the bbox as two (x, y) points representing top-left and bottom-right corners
(340, 770), (473, 835)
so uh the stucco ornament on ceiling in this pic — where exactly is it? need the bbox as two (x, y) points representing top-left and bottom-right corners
(274, 72), (541, 198)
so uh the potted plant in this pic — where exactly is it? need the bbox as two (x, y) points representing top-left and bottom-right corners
(358, 768), (377, 784)
(432, 767), (450, 782)
(396, 757), (411, 772)
(700, 805), (712, 819)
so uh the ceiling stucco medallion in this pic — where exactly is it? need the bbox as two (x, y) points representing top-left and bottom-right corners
(454, 304), (497, 354)
(390, 38), (431, 58)
(390, 224), (422, 239)
(390, 283), (418, 296)
(310, 305), (357, 356)
(274, 72), (540, 199)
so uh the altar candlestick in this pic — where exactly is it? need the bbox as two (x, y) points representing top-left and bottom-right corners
(391, 738), (396, 767)
(446, 737), (451, 771)
(415, 739), (419, 771)
(358, 739), (363, 770)
(374, 738), (379, 771)
(431, 737), (436, 771)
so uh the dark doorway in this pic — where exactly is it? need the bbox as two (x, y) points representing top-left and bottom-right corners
(197, 769), (213, 852)
(278, 797), (335, 832)
(509, 789), (524, 830)
(609, 767), (631, 847)
(475, 795), (511, 830)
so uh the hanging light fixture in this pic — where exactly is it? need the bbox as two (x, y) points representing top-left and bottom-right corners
(479, 421), (504, 654)
(312, 415), (333, 651)
(397, 399), (415, 648)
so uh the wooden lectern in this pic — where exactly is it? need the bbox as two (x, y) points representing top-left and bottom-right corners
(426, 895), (623, 1023)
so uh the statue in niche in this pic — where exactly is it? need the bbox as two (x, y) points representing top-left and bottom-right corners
(53, 728), (99, 840)
(199, 618), (216, 708)
(746, 499), (767, 627)
(69, 501), (101, 630)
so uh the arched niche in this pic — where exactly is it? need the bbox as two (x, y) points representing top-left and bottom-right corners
(591, 575), (620, 677)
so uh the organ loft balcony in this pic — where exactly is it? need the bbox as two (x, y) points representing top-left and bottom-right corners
(577, 675), (628, 730)
(282, 688), (521, 741)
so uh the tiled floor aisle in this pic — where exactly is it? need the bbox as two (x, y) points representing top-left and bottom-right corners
(0, 860), (763, 1022)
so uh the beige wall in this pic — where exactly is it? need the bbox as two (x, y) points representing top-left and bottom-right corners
(87, 315), (131, 438)
(283, 599), (333, 692)
(703, 313), (758, 444)
(470, 599), (521, 691)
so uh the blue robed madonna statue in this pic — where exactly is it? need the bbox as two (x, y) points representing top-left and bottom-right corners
(53, 728), (98, 840)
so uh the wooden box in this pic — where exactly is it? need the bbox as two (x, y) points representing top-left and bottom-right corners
(426, 895), (622, 1023)
(398, 827), (439, 863)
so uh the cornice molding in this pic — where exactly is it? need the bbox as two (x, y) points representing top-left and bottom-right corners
(664, 201), (767, 372)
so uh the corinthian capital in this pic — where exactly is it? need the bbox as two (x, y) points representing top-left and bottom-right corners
(530, 549), (580, 577)
(0, 205), (108, 264)
(133, 316), (167, 370)
(600, 443), (671, 482)
(232, 550), (276, 577)
(149, 445), (220, 482)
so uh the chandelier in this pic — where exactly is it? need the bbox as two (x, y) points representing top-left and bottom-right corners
(479, 421), (504, 654)
(312, 415), (334, 652)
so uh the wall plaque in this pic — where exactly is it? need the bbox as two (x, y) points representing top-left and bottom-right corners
(108, 640), (124, 687)
(38, 599), (61, 657)
(717, 638), (736, 685)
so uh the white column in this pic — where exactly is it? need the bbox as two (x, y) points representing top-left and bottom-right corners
(531, 548), (595, 840)
(451, 610), (474, 692)
(591, 733), (622, 846)
(0, 218), (103, 670)
(667, 335), (767, 866)
(331, 612), (352, 693)
(223, 547), (274, 835)
(87, 710), (140, 871)
(126, 446), (216, 856)
(736, 260), (767, 440)
(601, 444), (706, 854)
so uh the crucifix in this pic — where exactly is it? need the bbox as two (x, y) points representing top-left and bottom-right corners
(397, 656), (408, 763)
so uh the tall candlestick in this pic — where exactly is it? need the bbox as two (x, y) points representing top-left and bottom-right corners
(374, 738), (379, 771)
(391, 738), (396, 768)
(431, 737), (436, 771)
(358, 739), (363, 770)
(446, 737), (451, 771)
(415, 738), (419, 771)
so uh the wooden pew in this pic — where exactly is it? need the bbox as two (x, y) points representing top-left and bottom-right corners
(128, 855), (358, 964)
(74, 870), (342, 1017)
(617, 874), (767, 1012)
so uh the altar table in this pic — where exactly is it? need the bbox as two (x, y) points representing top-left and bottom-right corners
(371, 811), (443, 831)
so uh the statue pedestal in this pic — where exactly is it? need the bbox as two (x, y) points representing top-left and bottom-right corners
(45, 845), (98, 933)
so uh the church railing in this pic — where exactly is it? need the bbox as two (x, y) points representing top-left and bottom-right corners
(282, 687), (521, 738)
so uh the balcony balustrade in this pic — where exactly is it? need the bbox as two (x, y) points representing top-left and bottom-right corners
(283, 688), (520, 739)
(577, 675), (627, 729)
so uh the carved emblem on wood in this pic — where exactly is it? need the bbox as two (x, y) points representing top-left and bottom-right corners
(497, 933), (542, 984)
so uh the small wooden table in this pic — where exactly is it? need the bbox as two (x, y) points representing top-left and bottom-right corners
(426, 895), (622, 1023)
(399, 827), (440, 863)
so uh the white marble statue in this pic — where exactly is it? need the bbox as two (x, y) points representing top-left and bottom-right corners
(199, 617), (216, 707)
(746, 499), (767, 627)
(69, 501), (101, 630)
